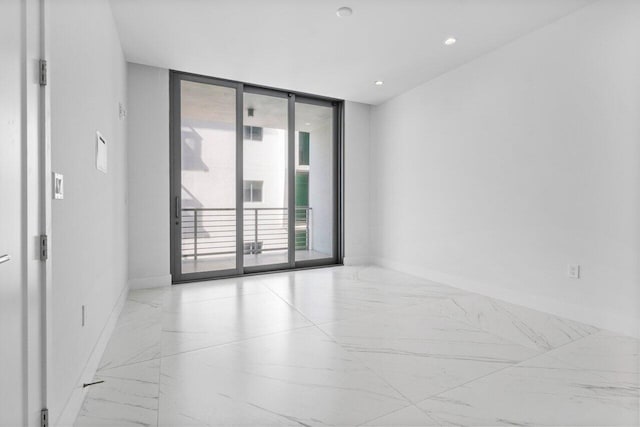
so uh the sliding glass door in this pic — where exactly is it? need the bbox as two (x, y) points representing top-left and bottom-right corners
(171, 72), (341, 282)
(172, 77), (241, 279)
(294, 100), (338, 263)
(242, 89), (290, 271)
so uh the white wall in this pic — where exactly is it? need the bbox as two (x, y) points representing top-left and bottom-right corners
(127, 63), (171, 289)
(344, 102), (371, 264)
(370, 0), (640, 337)
(49, 0), (129, 423)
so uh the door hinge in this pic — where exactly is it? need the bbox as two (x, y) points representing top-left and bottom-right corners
(40, 234), (48, 261)
(41, 408), (48, 427)
(39, 60), (47, 86)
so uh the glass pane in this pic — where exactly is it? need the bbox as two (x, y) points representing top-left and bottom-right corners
(243, 92), (289, 267)
(295, 102), (335, 261)
(180, 81), (236, 274)
(299, 132), (310, 166)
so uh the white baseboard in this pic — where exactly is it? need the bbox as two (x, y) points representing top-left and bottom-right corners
(128, 274), (172, 289)
(343, 256), (371, 266)
(54, 283), (130, 427)
(372, 256), (640, 339)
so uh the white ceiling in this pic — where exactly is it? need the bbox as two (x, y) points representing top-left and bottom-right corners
(109, 0), (595, 105)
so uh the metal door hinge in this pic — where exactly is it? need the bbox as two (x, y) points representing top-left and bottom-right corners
(40, 234), (48, 261)
(41, 408), (48, 427)
(39, 60), (47, 86)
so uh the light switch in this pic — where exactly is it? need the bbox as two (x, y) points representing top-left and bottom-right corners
(53, 172), (64, 199)
(96, 131), (107, 173)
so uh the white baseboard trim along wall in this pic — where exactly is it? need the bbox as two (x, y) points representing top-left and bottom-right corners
(129, 274), (172, 290)
(54, 284), (129, 427)
(343, 256), (371, 266)
(373, 256), (640, 339)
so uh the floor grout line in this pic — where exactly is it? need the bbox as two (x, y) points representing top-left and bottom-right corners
(80, 266), (636, 427)
(409, 329), (604, 416)
(97, 324), (318, 373)
(105, 272), (603, 376)
(263, 279), (419, 407)
(354, 402), (416, 427)
(407, 332), (620, 424)
(263, 271), (613, 420)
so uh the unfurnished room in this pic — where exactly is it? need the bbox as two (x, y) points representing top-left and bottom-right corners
(1, 0), (639, 426)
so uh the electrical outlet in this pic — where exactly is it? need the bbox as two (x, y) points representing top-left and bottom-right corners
(53, 172), (64, 199)
(567, 264), (580, 279)
(82, 305), (86, 327)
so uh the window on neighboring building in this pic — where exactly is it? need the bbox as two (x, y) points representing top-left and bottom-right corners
(243, 126), (263, 141)
(243, 180), (263, 202)
(298, 132), (310, 166)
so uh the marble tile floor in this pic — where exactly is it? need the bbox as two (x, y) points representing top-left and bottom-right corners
(75, 266), (639, 426)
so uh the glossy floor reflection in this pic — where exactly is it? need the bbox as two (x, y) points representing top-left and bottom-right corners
(75, 266), (639, 426)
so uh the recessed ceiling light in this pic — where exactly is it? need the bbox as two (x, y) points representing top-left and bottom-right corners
(305, 122), (311, 126)
(444, 37), (457, 46)
(336, 7), (353, 17)
(374, 80), (384, 86)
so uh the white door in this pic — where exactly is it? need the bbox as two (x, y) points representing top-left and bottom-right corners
(0, 0), (26, 425)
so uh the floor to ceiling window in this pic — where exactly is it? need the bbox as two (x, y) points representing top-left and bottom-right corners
(170, 71), (342, 282)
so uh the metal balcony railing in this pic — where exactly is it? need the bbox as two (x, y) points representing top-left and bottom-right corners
(181, 207), (312, 259)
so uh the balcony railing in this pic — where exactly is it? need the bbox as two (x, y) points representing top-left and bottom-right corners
(181, 207), (312, 259)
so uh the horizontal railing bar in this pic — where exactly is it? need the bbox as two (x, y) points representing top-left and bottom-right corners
(182, 231), (293, 236)
(183, 218), (237, 222)
(182, 217), (235, 220)
(190, 238), (294, 242)
(184, 236), (236, 240)
(186, 232), (241, 236)
(181, 208), (236, 212)
(181, 207), (311, 211)
(182, 215), (236, 218)
(188, 246), (238, 250)
(187, 241), (237, 246)
(186, 241), (237, 246)
(243, 239), (288, 242)
(241, 224), (287, 228)
(181, 244), (236, 247)
(183, 236), (239, 240)
(182, 246), (292, 256)
(181, 205), (311, 258)
(182, 247), (236, 250)
(187, 248), (236, 252)
(185, 213), (236, 216)
(182, 244), (237, 248)
(186, 219), (236, 222)
(246, 233), (288, 237)
(182, 237), (238, 241)
(181, 216), (233, 218)
(183, 231), (287, 237)
(241, 227), (287, 230)
(182, 252), (236, 257)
